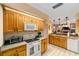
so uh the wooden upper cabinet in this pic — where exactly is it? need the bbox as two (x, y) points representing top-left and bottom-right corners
(3, 10), (14, 32)
(3, 7), (45, 32)
(34, 18), (45, 31)
(3, 9), (24, 32)
(24, 15), (30, 23)
(24, 15), (45, 31)
(39, 20), (45, 31)
(13, 12), (17, 32)
(17, 14), (24, 32)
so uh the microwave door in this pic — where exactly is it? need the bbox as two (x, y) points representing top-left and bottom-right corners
(24, 23), (38, 31)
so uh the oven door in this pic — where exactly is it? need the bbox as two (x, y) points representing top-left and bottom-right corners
(28, 44), (35, 56)
(34, 41), (41, 55)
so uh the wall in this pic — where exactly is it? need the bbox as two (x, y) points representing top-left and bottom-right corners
(46, 19), (53, 34)
(4, 32), (37, 40)
(0, 4), (3, 47)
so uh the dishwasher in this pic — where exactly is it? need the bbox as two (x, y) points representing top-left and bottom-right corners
(67, 38), (79, 53)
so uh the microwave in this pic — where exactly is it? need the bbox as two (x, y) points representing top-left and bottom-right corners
(24, 23), (38, 31)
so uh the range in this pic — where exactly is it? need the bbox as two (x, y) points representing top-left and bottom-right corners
(23, 35), (41, 56)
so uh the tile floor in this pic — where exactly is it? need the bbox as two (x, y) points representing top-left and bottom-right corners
(43, 44), (79, 56)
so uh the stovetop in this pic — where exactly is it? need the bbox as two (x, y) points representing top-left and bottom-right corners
(24, 38), (39, 43)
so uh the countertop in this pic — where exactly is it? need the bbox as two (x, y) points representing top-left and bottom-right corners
(0, 36), (47, 51)
(50, 33), (79, 40)
(68, 36), (79, 40)
(0, 42), (26, 51)
(38, 36), (47, 40)
(50, 34), (67, 37)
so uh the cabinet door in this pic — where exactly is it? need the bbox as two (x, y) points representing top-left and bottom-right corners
(41, 39), (45, 54)
(56, 36), (60, 46)
(18, 51), (26, 56)
(38, 20), (45, 31)
(3, 10), (14, 32)
(53, 36), (57, 45)
(13, 12), (17, 32)
(0, 51), (2, 56)
(53, 36), (60, 46)
(24, 15), (30, 23)
(1, 49), (17, 56)
(17, 14), (24, 32)
(41, 38), (48, 55)
(49, 35), (52, 44)
(60, 37), (67, 49)
(44, 39), (48, 52)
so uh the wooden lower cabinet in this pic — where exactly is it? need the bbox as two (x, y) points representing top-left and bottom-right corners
(1, 49), (17, 56)
(41, 38), (48, 55)
(1, 45), (26, 56)
(49, 35), (53, 44)
(41, 40), (45, 54)
(18, 51), (26, 56)
(49, 34), (67, 49)
(59, 37), (67, 49)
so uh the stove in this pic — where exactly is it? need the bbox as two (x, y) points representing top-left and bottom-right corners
(23, 35), (41, 56)
(24, 38), (39, 43)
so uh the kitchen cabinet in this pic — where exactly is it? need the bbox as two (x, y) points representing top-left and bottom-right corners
(3, 6), (45, 32)
(49, 34), (67, 49)
(41, 38), (48, 55)
(37, 20), (45, 31)
(3, 9), (14, 32)
(24, 15), (45, 31)
(44, 39), (48, 52)
(59, 37), (67, 49)
(16, 14), (24, 32)
(41, 40), (45, 54)
(18, 51), (26, 56)
(3, 8), (24, 32)
(0, 45), (26, 56)
(49, 35), (53, 44)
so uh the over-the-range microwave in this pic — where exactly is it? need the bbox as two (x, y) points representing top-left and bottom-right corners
(24, 23), (38, 31)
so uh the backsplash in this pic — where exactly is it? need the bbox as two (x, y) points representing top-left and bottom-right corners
(4, 32), (38, 40)
(3, 31), (47, 40)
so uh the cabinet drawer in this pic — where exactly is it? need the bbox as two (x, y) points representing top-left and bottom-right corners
(16, 45), (26, 52)
(1, 45), (26, 56)
(2, 49), (16, 56)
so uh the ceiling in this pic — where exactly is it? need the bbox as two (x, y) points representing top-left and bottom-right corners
(28, 3), (79, 23)
(3, 3), (79, 23)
